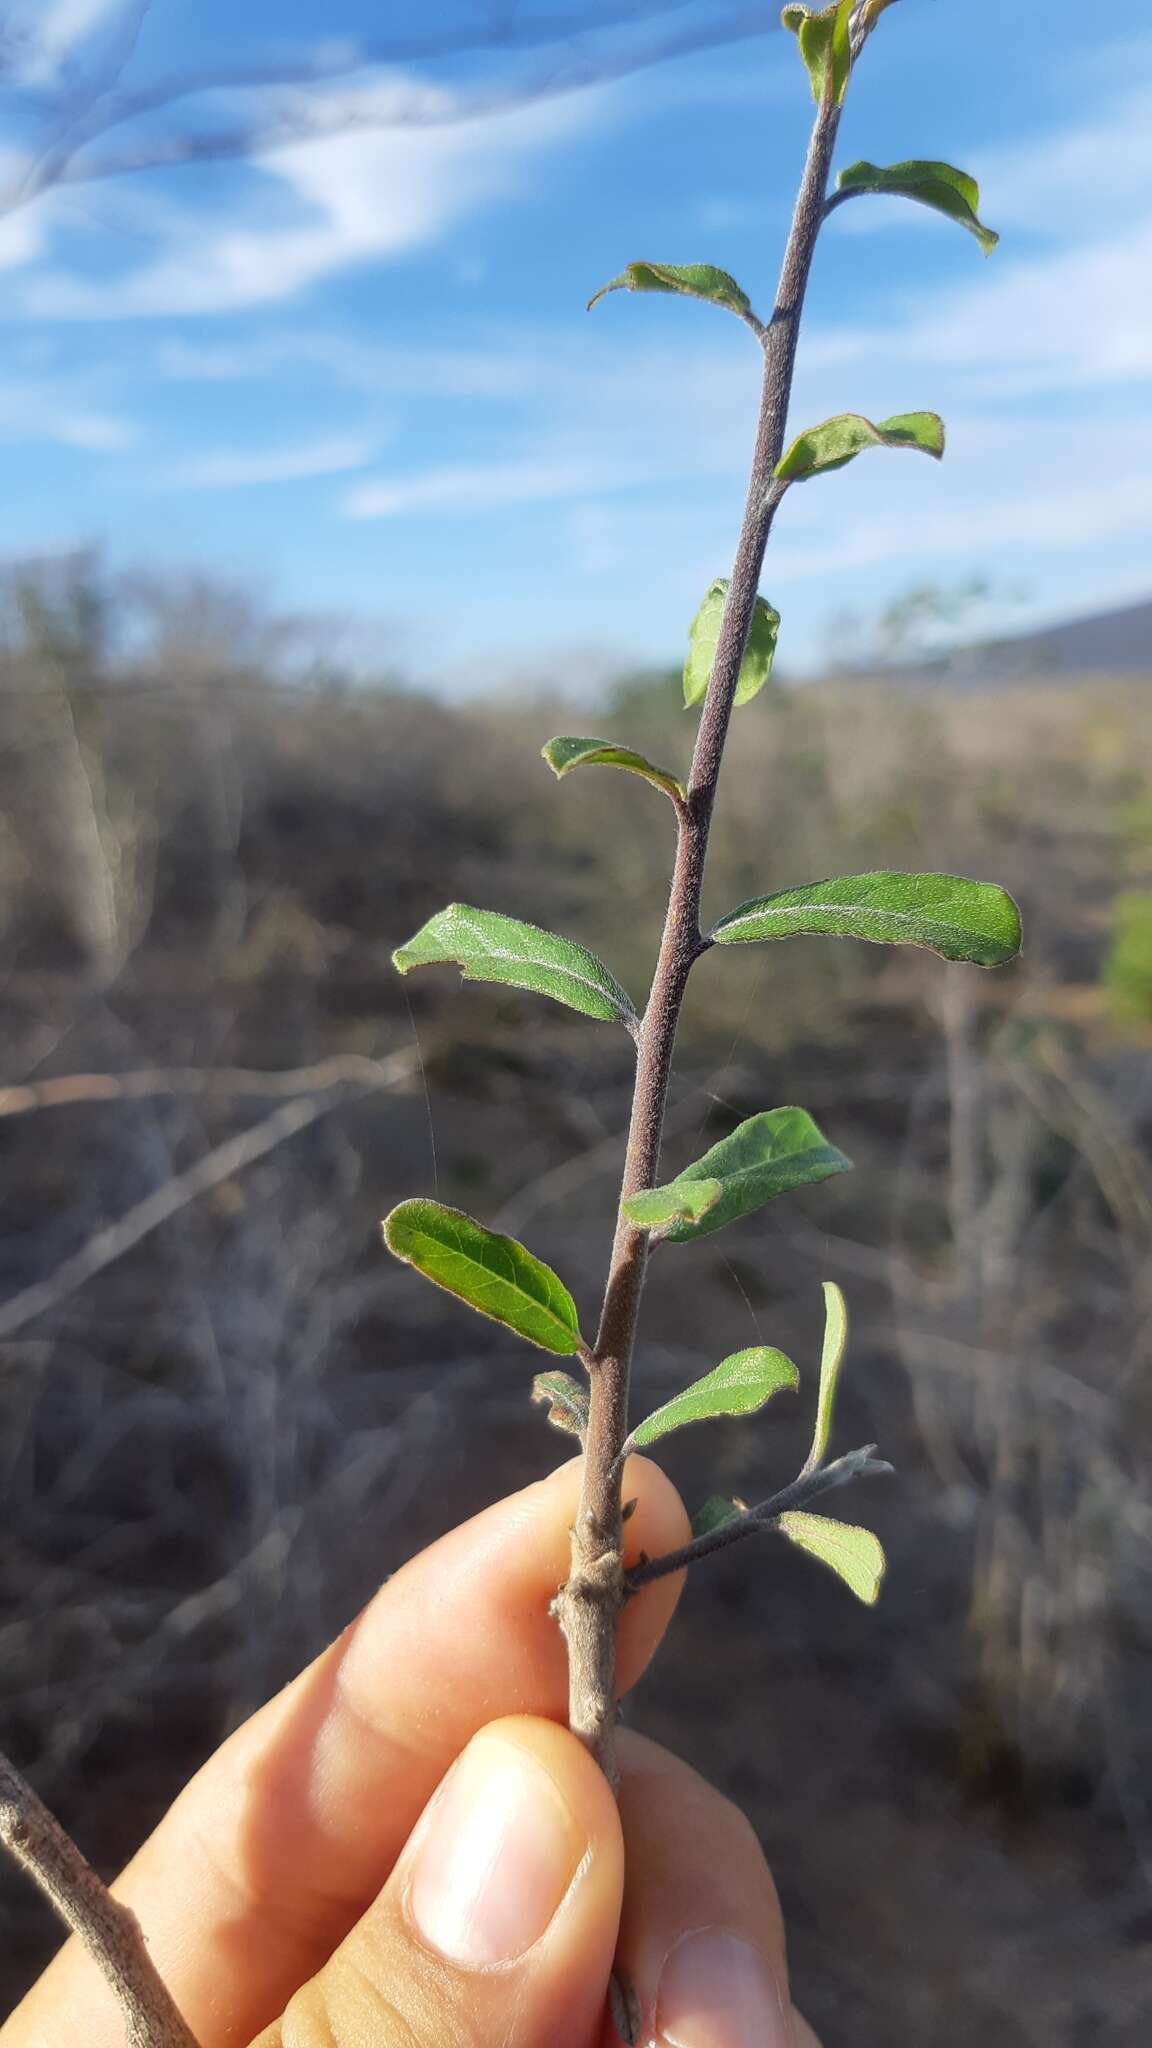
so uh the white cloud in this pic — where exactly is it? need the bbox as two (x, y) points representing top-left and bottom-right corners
(819, 85), (1152, 398)
(345, 455), (616, 519)
(0, 380), (134, 450)
(168, 434), (381, 489)
(21, 76), (599, 320)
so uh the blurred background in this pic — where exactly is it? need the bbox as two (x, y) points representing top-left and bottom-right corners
(1, 2), (1150, 2041)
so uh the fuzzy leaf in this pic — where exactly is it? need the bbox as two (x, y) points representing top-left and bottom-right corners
(622, 1178), (723, 1231)
(542, 735), (686, 804)
(588, 260), (752, 318)
(393, 903), (637, 1028)
(836, 158), (998, 253)
(649, 1107), (852, 1244)
(691, 1495), (745, 1537)
(782, 0), (854, 105)
(382, 1200), (583, 1356)
(711, 870), (1023, 966)
(777, 1511), (886, 1605)
(803, 1281), (849, 1473)
(776, 410), (944, 484)
(631, 1347), (799, 1448)
(532, 1370), (589, 1439)
(683, 578), (781, 709)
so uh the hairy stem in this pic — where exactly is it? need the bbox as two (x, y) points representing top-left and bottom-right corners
(557, 87), (844, 1779)
(0, 1749), (200, 2047)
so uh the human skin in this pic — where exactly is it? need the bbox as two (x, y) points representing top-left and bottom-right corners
(2, 1457), (821, 2048)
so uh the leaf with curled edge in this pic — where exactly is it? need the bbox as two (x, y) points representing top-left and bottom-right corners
(776, 410), (945, 483)
(531, 1371), (589, 1441)
(588, 260), (753, 320)
(835, 158), (998, 253)
(542, 735), (685, 804)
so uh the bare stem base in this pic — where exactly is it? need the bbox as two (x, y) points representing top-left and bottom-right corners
(0, 1749), (199, 2048)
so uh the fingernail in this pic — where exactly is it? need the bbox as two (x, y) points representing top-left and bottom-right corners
(655, 1929), (792, 2048)
(408, 1730), (585, 1968)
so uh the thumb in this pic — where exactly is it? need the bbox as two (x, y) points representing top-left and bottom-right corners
(252, 1716), (624, 2048)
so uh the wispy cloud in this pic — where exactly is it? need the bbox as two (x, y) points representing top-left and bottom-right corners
(16, 0), (124, 84)
(820, 83), (1152, 397)
(19, 75), (600, 319)
(345, 454), (616, 519)
(0, 379), (134, 450)
(168, 433), (382, 489)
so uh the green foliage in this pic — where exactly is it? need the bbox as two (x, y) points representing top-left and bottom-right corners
(622, 1179), (723, 1231)
(782, 0), (854, 105)
(631, 1347), (799, 1448)
(776, 411), (945, 484)
(684, 579), (781, 709)
(691, 1496), (744, 1537)
(542, 735), (686, 804)
(835, 159), (999, 252)
(803, 1281), (849, 1473)
(1105, 892), (1152, 1030)
(588, 261), (753, 319)
(711, 870), (1023, 966)
(643, 1107), (852, 1244)
(777, 1511), (887, 1604)
(532, 1371), (590, 1440)
(382, 1200), (584, 1356)
(393, 903), (638, 1028)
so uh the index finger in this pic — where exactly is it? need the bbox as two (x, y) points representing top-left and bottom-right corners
(4, 1455), (689, 2048)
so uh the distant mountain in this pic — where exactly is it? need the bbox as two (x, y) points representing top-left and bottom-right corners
(933, 596), (1152, 684)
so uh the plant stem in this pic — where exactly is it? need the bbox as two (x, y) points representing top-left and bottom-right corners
(0, 1749), (200, 2047)
(624, 1446), (893, 1593)
(557, 87), (844, 1780)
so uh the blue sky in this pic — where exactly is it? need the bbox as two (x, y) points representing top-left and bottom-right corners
(1, 0), (1150, 687)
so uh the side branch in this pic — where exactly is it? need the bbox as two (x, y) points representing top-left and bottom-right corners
(624, 1446), (892, 1593)
(0, 1751), (199, 2048)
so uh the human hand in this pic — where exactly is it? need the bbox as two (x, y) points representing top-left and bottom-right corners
(2, 1457), (820, 2048)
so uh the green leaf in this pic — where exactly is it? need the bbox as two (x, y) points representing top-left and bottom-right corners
(631, 1347), (799, 1449)
(836, 159), (998, 253)
(776, 410), (945, 484)
(532, 1370), (589, 1439)
(691, 1495), (745, 1537)
(541, 735), (686, 804)
(382, 1199), (584, 1356)
(393, 903), (637, 1028)
(803, 1281), (849, 1473)
(711, 871), (1023, 966)
(648, 1106), (852, 1244)
(588, 261), (752, 319)
(683, 578), (781, 709)
(777, 1511), (886, 1605)
(622, 1178), (723, 1231)
(782, 0), (854, 105)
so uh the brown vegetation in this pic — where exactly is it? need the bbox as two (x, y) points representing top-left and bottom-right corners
(1, 564), (1150, 2041)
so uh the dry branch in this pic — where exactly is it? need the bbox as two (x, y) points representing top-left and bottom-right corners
(0, 1750), (199, 2047)
(0, 1046), (420, 1340)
